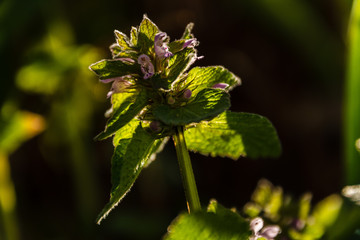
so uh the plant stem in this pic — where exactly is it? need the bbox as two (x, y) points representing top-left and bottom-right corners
(173, 126), (201, 213)
(344, 0), (360, 185)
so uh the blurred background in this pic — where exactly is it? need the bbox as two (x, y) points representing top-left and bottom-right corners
(0, 0), (355, 239)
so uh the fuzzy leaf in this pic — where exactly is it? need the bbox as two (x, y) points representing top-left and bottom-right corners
(89, 59), (140, 80)
(168, 40), (187, 54)
(96, 123), (161, 224)
(167, 48), (197, 85)
(184, 66), (241, 96)
(153, 88), (230, 125)
(184, 111), (281, 159)
(165, 200), (251, 240)
(137, 15), (159, 55)
(114, 30), (132, 50)
(150, 47), (197, 90)
(130, 27), (138, 47)
(95, 90), (148, 140)
(181, 22), (195, 40)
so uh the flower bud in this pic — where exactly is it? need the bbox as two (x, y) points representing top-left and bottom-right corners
(183, 89), (192, 99)
(167, 96), (175, 105)
(212, 83), (229, 90)
(149, 121), (162, 132)
(250, 217), (264, 235)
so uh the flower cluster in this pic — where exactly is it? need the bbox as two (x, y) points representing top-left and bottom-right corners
(250, 217), (281, 240)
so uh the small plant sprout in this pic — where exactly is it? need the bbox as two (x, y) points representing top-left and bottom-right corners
(89, 15), (281, 227)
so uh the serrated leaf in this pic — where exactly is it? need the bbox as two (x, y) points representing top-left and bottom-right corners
(96, 123), (161, 224)
(89, 59), (140, 80)
(165, 200), (251, 240)
(109, 44), (139, 59)
(184, 111), (281, 159)
(137, 15), (159, 55)
(168, 40), (186, 54)
(181, 22), (195, 40)
(153, 88), (230, 125)
(130, 27), (138, 46)
(95, 90), (149, 140)
(184, 66), (241, 96)
(114, 30), (132, 50)
(167, 48), (197, 85)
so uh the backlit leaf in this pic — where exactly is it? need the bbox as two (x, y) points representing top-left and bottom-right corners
(96, 123), (161, 224)
(165, 200), (251, 240)
(95, 90), (149, 140)
(89, 59), (140, 80)
(153, 88), (230, 125)
(184, 111), (281, 159)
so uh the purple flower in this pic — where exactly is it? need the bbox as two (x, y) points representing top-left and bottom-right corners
(212, 83), (229, 90)
(260, 226), (281, 239)
(138, 54), (155, 79)
(183, 89), (192, 99)
(183, 38), (198, 49)
(100, 76), (132, 98)
(154, 32), (173, 59)
(250, 217), (281, 240)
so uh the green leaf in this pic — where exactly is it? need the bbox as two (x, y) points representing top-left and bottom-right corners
(137, 15), (159, 55)
(168, 40), (186, 54)
(165, 200), (251, 240)
(184, 66), (241, 96)
(167, 48), (197, 85)
(153, 88), (230, 125)
(184, 111), (281, 159)
(114, 30), (132, 50)
(95, 90), (149, 140)
(89, 59), (140, 80)
(181, 22), (195, 40)
(130, 26), (138, 47)
(109, 43), (138, 59)
(96, 123), (161, 224)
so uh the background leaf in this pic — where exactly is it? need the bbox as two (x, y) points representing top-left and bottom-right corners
(164, 200), (251, 240)
(184, 111), (281, 159)
(153, 88), (230, 125)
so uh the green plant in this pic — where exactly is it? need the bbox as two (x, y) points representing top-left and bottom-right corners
(89, 15), (281, 238)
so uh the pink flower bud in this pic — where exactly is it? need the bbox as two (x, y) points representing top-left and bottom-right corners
(150, 121), (162, 132)
(183, 89), (192, 99)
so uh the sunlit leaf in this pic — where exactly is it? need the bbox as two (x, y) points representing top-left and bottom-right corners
(96, 123), (161, 224)
(184, 66), (241, 96)
(114, 30), (132, 50)
(89, 59), (140, 80)
(184, 111), (281, 159)
(153, 88), (230, 125)
(137, 15), (159, 55)
(165, 200), (251, 240)
(181, 22), (195, 40)
(95, 90), (149, 140)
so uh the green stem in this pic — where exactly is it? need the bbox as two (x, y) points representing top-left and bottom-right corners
(344, 0), (360, 184)
(173, 126), (201, 213)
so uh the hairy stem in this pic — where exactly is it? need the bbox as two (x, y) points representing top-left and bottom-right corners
(173, 126), (201, 213)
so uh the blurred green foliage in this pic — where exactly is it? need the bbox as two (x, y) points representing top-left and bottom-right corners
(243, 179), (360, 239)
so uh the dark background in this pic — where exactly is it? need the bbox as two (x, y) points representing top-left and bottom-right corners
(0, 0), (352, 239)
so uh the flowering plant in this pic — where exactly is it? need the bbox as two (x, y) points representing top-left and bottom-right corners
(89, 15), (281, 236)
